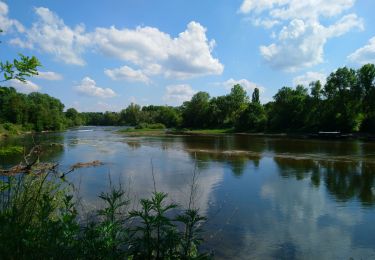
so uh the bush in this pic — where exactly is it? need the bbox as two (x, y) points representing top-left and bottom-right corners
(1, 123), (21, 135)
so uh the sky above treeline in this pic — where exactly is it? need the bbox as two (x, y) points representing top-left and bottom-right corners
(1, 0), (375, 112)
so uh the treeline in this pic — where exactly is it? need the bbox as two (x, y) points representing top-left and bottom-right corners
(0, 87), (65, 131)
(1, 64), (375, 133)
(79, 64), (375, 133)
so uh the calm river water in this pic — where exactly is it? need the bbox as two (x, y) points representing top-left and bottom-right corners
(1, 126), (375, 259)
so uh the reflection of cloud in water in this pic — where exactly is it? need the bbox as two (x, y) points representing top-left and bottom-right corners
(121, 150), (224, 215)
(239, 178), (375, 259)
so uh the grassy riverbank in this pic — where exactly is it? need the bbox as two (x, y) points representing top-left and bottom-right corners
(118, 126), (234, 136)
(0, 123), (26, 138)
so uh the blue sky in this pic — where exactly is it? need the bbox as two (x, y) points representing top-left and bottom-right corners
(1, 0), (375, 111)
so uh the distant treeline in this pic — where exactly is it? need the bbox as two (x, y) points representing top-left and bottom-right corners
(1, 64), (375, 133)
(80, 64), (375, 133)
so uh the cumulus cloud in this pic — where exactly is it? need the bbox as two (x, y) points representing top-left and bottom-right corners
(94, 21), (223, 79)
(163, 84), (196, 105)
(293, 71), (326, 87)
(0, 1), (24, 33)
(104, 66), (150, 84)
(7, 79), (40, 93)
(9, 5), (223, 79)
(36, 71), (63, 80)
(11, 7), (91, 65)
(220, 78), (265, 94)
(260, 15), (363, 71)
(348, 36), (375, 64)
(75, 77), (116, 98)
(239, 0), (363, 71)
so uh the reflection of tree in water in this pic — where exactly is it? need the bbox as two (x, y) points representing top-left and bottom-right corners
(126, 141), (141, 150)
(179, 135), (264, 177)
(323, 161), (375, 206)
(0, 134), (65, 166)
(274, 156), (375, 206)
(267, 138), (362, 157)
(184, 150), (261, 177)
(274, 157), (319, 180)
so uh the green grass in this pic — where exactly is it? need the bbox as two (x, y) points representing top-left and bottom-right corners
(169, 128), (234, 135)
(117, 128), (166, 136)
(0, 146), (24, 156)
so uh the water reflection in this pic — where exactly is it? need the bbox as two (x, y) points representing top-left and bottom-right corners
(0, 133), (65, 168)
(273, 156), (375, 206)
(2, 128), (375, 259)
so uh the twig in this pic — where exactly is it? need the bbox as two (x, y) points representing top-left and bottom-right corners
(151, 158), (157, 193)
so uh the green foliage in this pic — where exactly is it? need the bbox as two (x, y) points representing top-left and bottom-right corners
(0, 54), (41, 83)
(182, 92), (211, 128)
(268, 85), (309, 131)
(0, 170), (210, 259)
(0, 145), (23, 156)
(135, 123), (166, 130)
(235, 102), (267, 132)
(0, 87), (66, 132)
(251, 88), (260, 104)
(129, 191), (209, 259)
(65, 108), (83, 127)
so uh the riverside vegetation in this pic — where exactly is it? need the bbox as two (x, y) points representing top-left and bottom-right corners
(0, 147), (210, 259)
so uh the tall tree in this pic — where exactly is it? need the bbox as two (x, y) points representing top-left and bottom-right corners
(251, 88), (260, 104)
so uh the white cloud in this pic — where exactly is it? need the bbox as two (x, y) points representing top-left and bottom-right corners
(253, 18), (280, 29)
(348, 36), (375, 64)
(220, 78), (265, 94)
(239, 0), (363, 71)
(8, 79), (40, 93)
(163, 84), (196, 105)
(10, 5), (223, 79)
(0, 1), (24, 33)
(239, 0), (355, 20)
(94, 21), (223, 79)
(259, 15), (363, 71)
(75, 77), (116, 98)
(293, 71), (326, 87)
(36, 71), (63, 80)
(104, 65), (150, 84)
(11, 7), (90, 65)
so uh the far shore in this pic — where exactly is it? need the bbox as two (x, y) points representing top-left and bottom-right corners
(116, 127), (375, 141)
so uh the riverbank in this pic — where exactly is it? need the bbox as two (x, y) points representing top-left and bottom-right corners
(116, 127), (375, 141)
(0, 123), (26, 138)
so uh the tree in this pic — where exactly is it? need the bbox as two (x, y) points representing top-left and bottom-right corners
(182, 92), (210, 128)
(65, 108), (83, 126)
(251, 88), (260, 103)
(268, 85), (308, 131)
(120, 103), (142, 126)
(235, 102), (267, 132)
(357, 64), (375, 132)
(323, 67), (362, 132)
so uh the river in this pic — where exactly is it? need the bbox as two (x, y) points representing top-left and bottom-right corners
(1, 126), (375, 259)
